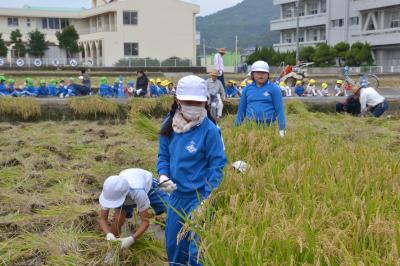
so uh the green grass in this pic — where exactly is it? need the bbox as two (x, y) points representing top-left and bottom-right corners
(0, 101), (399, 265)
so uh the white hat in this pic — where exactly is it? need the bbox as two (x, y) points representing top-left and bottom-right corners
(99, 176), (130, 208)
(251, 61), (270, 73)
(176, 75), (207, 102)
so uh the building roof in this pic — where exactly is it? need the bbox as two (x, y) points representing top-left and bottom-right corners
(22, 5), (86, 12)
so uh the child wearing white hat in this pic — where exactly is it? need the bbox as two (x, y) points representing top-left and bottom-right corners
(98, 168), (170, 249)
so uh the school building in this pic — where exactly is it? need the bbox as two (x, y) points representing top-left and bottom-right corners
(0, 0), (199, 67)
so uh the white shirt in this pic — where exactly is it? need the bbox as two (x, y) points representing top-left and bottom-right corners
(214, 53), (224, 73)
(101, 168), (153, 213)
(359, 87), (385, 112)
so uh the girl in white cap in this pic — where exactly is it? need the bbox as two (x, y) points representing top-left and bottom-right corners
(235, 60), (286, 137)
(157, 75), (227, 266)
(98, 168), (169, 249)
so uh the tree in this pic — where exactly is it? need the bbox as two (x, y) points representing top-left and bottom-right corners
(312, 43), (335, 66)
(56, 26), (80, 59)
(10, 29), (26, 58)
(299, 46), (315, 62)
(345, 42), (373, 66)
(27, 30), (49, 58)
(0, 34), (7, 57)
(333, 42), (350, 66)
(356, 43), (374, 66)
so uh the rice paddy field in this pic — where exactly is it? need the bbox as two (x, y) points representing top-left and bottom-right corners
(0, 98), (400, 265)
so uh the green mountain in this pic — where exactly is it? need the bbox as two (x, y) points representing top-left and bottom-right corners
(196, 0), (279, 52)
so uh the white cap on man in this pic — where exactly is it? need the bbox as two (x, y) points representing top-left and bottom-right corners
(99, 175), (130, 208)
(251, 61), (270, 73)
(176, 75), (207, 102)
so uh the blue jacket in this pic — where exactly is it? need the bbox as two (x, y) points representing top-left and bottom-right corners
(159, 86), (167, 96)
(235, 81), (286, 130)
(226, 86), (239, 97)
(66, 85), (76, 96)
(26, 86), (38, 96)
(48, 85), (58, 97)
(99, 84), (111, 97)
(37, 86), (49, 96)
(0, 84), (9, 95)
(157, 117), (227, 198)
(150, 85), (159, 96)
(294, 86), (304, 97)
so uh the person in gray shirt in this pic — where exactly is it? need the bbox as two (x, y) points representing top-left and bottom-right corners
(206, 70), (225, 118)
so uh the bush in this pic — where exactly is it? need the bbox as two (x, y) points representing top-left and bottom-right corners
(114, 58), (161, 67)
(0, 97), (41, 120)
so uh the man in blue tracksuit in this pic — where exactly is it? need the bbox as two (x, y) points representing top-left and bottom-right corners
(235, 60), (286, 137)
(157, 75), (227, 266)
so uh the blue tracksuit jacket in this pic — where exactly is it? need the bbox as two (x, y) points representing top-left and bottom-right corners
(235, 81), (286, 130)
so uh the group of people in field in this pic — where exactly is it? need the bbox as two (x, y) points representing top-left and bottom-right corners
(276, 79), (352, 97)
(98, 60), (286, 266)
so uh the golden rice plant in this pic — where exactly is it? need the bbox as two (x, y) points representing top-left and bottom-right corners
(68, 96), (119, 117)
(0, 97), (41, 120)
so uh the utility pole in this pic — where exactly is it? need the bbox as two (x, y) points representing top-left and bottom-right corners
(295, 0), (300, 63)
(235, 35), (238, 73)
(203, 38), (206, 66)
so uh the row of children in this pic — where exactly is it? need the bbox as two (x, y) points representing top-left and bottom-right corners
(99, 77), (177, 98)
(0, 76), (78, 98)
(278, 79), (349, 97)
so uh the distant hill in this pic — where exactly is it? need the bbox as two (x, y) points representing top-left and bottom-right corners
(196, 0), (279, 53)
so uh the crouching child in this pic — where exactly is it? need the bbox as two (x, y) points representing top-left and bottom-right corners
(99, 168), (170, 249)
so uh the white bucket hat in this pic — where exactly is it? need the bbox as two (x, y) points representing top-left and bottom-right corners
(99, 175), (130, 208)
(176, 75), (207, 102)
(251, 61), (270, 73)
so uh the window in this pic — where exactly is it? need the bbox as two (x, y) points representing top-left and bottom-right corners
(320, 0), (327, 13)
(390, 11), (400, 28)
(367, 20), (375, 30)
(42, 18), (48, 29)
(331, 19), (344, 28)
(320, 29), (326, 41)
(350, 17), (359, 26)
(8, 17), (19, 26)
(97, 16), (102, 28)
(54, 18), (60, 29)
(41, 17), (69, 29)
(283, 32), (292, 43)
(282, 3), (295, 18)
(309, 29), (319, 41)
(60, 18), (69, 29)
(124, 43), (138, 56)
(298, 2), (305, 17)
(308, 0), (318, 15)
(123, 11), (138, 25)
(26, 18), (32, 27)
(298, 30), (305, 42)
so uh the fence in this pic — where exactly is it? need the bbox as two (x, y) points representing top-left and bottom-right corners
(0, 58), (100, 68)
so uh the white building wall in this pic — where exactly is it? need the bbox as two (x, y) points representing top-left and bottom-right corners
(0, 0), (199, 66)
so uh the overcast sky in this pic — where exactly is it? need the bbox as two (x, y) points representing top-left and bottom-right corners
(0, 0), (243, 16)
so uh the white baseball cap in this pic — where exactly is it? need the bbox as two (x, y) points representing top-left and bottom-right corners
(251, 61), (270, 73)
(176, 75), (207, 102)
(99, 175), (130, 208)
